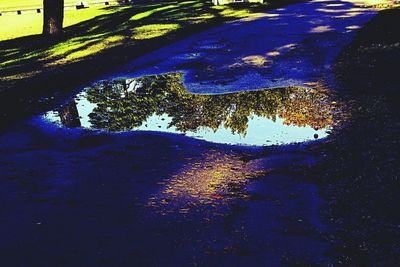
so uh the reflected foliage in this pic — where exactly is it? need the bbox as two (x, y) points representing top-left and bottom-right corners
(277, 87), (335, 129)
(82, 73), (336, 135)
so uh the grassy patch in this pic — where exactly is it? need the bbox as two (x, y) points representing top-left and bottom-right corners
(129, 4), (178, 21)
(132, 23), (181, 40)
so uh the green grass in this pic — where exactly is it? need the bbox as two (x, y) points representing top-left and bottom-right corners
(0, 0), (297, 85)
(0, 5), (128, 41)
(0, 0), (46, 10)
(0, 0), (102, 10)
(132, 23), (181, 40)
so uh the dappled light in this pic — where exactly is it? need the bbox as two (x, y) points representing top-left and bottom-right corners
(349, 0), (397, 7)
(333, 11), (363, 18)
(276, 43), (298, 51)
(129, 4), (176, 21)
(316, 7), (365, 13)
(266, 51), (280, 56)
(240, 12), (280, 22)
(0, 0), (274, 82)
(109, 0), (388, 94)
(241, 55), (271, 68)
(1, 0), (396, 86)
(309, 25), (334, 33)
(47, 35), (125, 65)
(345, 24), (362, 29)
(325, 3), (347, 7)
(132, 24), (181, 40)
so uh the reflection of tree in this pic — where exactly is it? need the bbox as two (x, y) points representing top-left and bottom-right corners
(278, 88), (334, 130)
(84, 73), (335, 134)
(86, 77), (166, 131)
(59, 100), (81, 128)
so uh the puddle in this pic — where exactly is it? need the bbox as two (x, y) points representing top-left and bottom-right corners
(43, 73), (341, 146)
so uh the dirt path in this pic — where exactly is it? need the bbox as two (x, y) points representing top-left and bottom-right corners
(110, 0), (380, 93)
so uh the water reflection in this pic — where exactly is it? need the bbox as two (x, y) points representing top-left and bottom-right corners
(44, 73), (341, 146)
(147, 150), (268, 214)
(58, 100), (81, 128)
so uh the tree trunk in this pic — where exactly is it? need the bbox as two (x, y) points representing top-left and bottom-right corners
(59, 101), (81, 128)
(43, 0), (64, 36)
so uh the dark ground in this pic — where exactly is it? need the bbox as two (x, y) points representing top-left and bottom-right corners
(0, 5), (399, 267)
(0, 122), (332, 266)
(314, 7), (400, 266)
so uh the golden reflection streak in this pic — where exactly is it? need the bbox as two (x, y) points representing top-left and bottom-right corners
(241, 55), (271, 68)
(147, 150), (269, 213)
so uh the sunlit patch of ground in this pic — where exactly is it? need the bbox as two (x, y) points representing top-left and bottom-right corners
(48, 36), (126, 66)
(345, 24), (362, 29)
(266, 51), (280, 56)
(240, 55), (271, 68)
(129, 4), (177, 21)
(309, 25), (334, 33)
(349, 0), (399, 8)
(228, 43), (298, 69)
(239, 12), (280, 22)
(0, 70), (41, 81)
(244, 55), (271, 67)
(132, 24), (181, 40)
